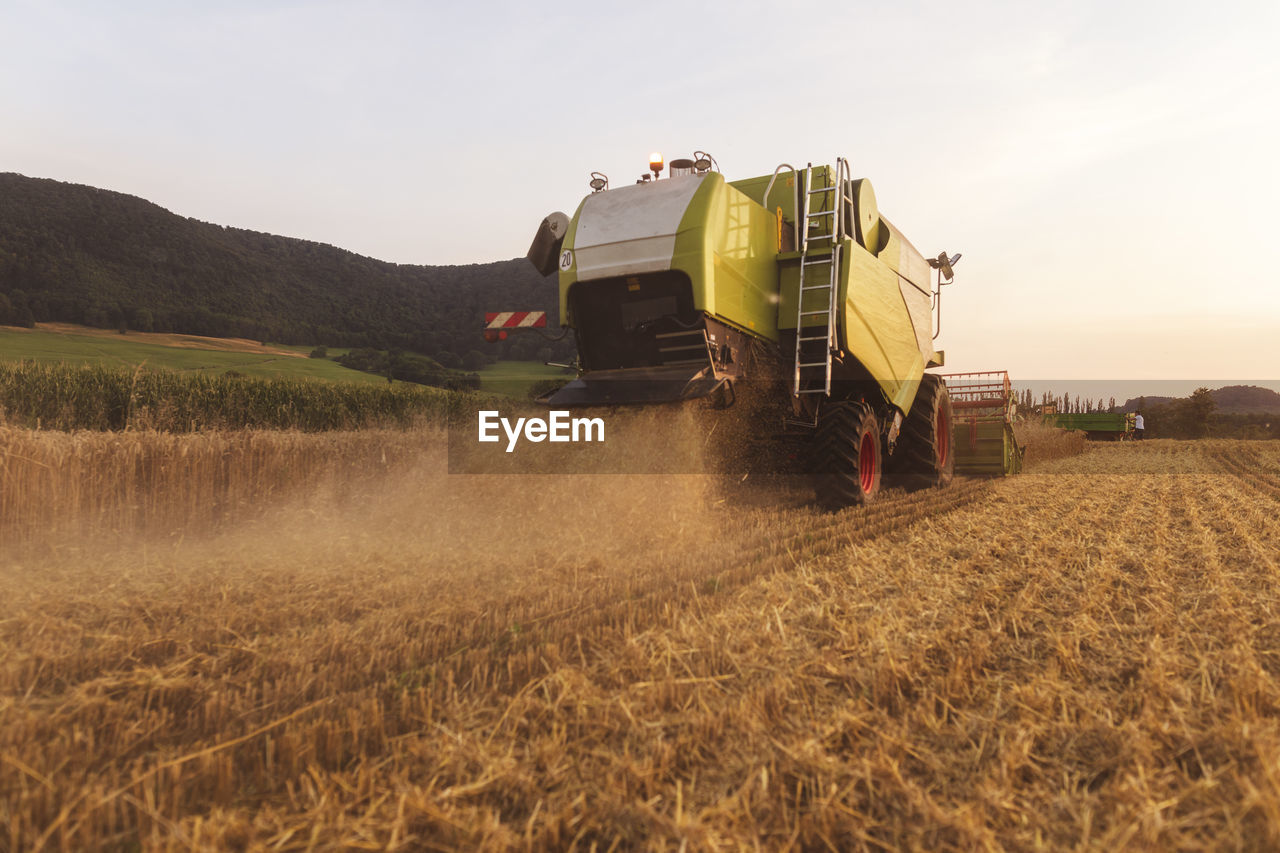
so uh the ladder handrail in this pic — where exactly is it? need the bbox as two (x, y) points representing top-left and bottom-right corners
(835, 157), (850, 241)
(762, 163), (798, 249)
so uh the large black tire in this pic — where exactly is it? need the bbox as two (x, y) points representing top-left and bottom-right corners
(889, 373), (955, 490)
(813, 402), (882, 508)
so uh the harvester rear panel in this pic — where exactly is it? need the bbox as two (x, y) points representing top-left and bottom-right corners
(522, 153), (970, 506)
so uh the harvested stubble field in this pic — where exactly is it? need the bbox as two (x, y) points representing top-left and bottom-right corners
(3, 428), (1280, 851)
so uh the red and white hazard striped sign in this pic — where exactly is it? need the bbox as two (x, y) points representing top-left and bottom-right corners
(485, 311), (547, 329)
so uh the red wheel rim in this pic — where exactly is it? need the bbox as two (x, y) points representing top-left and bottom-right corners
(937, 408), (950, 468)
(859, 431), (876, 494)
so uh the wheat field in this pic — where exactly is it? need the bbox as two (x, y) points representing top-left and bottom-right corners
(3, 429), (1280, 850)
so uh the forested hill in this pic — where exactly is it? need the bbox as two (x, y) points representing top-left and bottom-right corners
(1121, 385), (1280, 415)
(0, 172), (567, 363)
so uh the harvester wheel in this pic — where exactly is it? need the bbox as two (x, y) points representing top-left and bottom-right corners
(813, 402), (881, 508)
(889, 373), (955, 490)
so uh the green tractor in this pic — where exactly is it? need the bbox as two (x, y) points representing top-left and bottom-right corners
(520, 151), (961, 508)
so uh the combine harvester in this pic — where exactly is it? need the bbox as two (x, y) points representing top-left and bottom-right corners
(509, 151), (965, 507)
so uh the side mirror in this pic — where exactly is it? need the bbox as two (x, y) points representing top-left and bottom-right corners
(928, 250), (961, 282)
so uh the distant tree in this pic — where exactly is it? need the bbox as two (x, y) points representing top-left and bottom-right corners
(336, 348), (387, 374)
(309, 345), (328, 359)
(462, 349), (487, 371)
(15, 303), (35, 328)
(1185, 387), (1216, 438)
(29, 295), (50, 322)
(509, 335), (540, 361)
(436, 350), (462, 370)
(133, 307), (154, 332)
(83, 305), (108, 328)
(384, 349), (402, 383)
(0, 293), (12, 325)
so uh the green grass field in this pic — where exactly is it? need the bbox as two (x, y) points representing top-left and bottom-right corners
(0, 324), (572, 397)
(476, 360), (573, 398)
(0, 325), (384, 384)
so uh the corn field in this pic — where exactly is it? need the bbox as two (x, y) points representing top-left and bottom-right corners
(0, 361), (466, 432)
(4, 431), (1280, 850)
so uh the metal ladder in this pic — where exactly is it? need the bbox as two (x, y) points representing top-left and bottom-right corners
(792, 159), (849, 396)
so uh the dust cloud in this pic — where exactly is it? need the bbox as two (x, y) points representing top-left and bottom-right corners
(1, 404), (814, 605)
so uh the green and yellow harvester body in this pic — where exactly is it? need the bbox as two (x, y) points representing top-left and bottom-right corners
(524, 154), (965, 506)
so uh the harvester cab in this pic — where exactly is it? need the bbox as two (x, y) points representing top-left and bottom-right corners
(506, 151), (965, 507)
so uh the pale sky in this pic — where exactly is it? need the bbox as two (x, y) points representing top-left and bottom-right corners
(3, 0), (1278, 382)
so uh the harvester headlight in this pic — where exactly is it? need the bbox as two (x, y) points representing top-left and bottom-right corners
(649, 152), (664, 179)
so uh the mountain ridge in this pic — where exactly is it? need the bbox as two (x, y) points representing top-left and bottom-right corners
(0, 172), (567, 363)
(1121, 384), (1280, 415)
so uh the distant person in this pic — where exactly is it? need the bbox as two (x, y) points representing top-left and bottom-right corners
(1134, 411), (1145, 440)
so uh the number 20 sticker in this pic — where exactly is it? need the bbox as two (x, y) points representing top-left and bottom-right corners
(559, 250), (573, 271)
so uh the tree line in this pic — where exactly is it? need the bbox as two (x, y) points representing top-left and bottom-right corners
(1020, 386), (1279, 440)
(325, 347), (483, 391)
